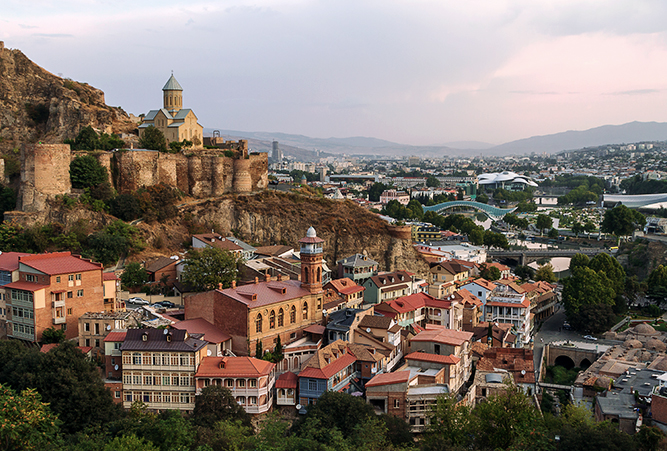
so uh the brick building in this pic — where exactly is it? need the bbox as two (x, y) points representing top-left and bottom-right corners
(4, 252), (105, 342)
(78, 311), (140, 358)
(0, 252), (30, 337)
(185, 227), (325, 356)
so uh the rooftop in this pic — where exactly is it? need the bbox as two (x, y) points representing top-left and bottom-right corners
(19, 252), (102, 275)
(172, 318), (231, 344)
(411, 324), (474, 347)
(196, 356), (274, 378)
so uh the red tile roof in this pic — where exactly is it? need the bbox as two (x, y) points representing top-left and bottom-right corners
(379, 292), (433, 314)
(405, 351), (461, 365)
(104, 331), (127, 342)
(219, 279), (313, 308)
(486, 298), (530, 309)
(303, 324), (326, 335)
(466, 278), (497, 291)
(40, 343), (58, 353)
(172, 318), (231, 344)
(365, 371), (411, 387)
(457, 288), (482, 306)
(276, 371), (298, 388)
(103, 272), (120, 280)
(0, 252), (30, 271)
(4, 281), (49, 291)
(299, 340), (358, 379)
(193, 234), (243, 252)
(299, 352), (356, 379)
(196, 356), (275, 378)
(411, 324), (473, 346)
(19, 252), (102, 275)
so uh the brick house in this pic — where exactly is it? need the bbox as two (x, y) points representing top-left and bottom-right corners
(185, 227), (325, 356)
(366, 371), (411, 417)
(4, 252), (105, 342)
(145, 257), (180, 288)
(78, 311), (140, 358)
(195, 356), (276, 415)
(323, 278), (365, 310)
(362, 271), (416, 305)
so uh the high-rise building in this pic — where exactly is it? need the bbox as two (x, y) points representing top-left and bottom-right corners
(272, 141), (282, 163)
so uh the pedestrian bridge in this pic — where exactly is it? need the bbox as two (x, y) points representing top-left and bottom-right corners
(488, 248), (610, 265)
(423, 201), (517, 220)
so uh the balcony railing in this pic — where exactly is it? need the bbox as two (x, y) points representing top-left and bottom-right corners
(53, 316), (66, 325)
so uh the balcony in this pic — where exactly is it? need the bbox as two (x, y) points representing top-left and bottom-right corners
(53, 315), (66, 325)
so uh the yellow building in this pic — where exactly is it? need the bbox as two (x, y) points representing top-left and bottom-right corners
(139, 74), (204, 147)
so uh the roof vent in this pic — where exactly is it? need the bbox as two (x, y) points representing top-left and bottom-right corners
(142, 333), (148, 342)
(166, 333), (172, 343)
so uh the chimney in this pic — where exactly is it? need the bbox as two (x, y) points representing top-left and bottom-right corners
(218, 283), (223, 290)
(265, 272), (271, 282)
(254, 277), (259, 284)
(232, 280), (237, 289)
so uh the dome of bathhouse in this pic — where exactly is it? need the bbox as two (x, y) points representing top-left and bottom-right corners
(646, 338), (667, 352)
(633, 323), (656, 335)
(306, 226), (317, 238)
(624, 339), (643, 349)
(653, 358), (667, 371)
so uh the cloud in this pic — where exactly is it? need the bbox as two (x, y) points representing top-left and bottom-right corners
(31, 33), (73, 38)
(19, 24), (37, 29)
(607, 89), (662, 96)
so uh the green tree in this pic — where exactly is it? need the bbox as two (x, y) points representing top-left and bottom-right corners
(426, 175), (440, 187)
(535, 263), (557, 283)
(548, 227), (559, 239)
(589, 252), (626, 298)
(476, 193), (489, 204)
(293, 391), (375, 440)
(514, 265), (535, 281)
(423, 394), (473, 449)
(139, 126), (167, 152)
(535, 214), (553, 235)
(569, 253), (590, 271)
(121, 262), (148, 289)
(562, 266), (615, 318)
(0, 384), (62, 451)
(70, 155), (108, 189)
(181, 247), (241, 292)
(646, 264), (667, 302)
(583, 220), (597, 236)
(602, 205), (646, 241)
(480, 264), (501, 281)
(41, 326), (65, 344)
(572, 221), (583, 237)
(109, 193), (143, 221)
(102, 435), (159, 451)
(192, 385), (251, 429)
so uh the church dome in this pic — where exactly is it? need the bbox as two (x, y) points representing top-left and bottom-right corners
(163, 74), (183, 91)
(306, 226), (317, 238)
(633, 323), (656, 335)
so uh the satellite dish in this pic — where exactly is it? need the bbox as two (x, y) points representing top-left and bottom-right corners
(207, 349), (212, 356)
(106, 325), (111, 331)
(366, 328), (371, 333)
(322, 309), (327, 315)
(114, 364), (119, 371)
(163, 329), (169, 335)
(521, 370), (526, 375)
(296, 404), (302, 410)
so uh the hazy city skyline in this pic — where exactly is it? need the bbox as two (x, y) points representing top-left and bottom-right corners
(5, 0), (667, 146)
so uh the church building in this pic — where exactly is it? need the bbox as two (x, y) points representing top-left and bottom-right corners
(184, 227), (326, 356)
(138, 74), (204, 147)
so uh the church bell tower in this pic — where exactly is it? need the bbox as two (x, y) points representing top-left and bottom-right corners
(299, 226), (324, 294)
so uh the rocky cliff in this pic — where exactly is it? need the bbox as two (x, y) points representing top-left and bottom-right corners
(0, 42), (135, 151)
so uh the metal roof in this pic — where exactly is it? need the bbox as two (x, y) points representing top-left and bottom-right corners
(163, 74), (183, 91)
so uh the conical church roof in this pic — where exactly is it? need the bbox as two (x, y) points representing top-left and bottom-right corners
(163, 74), (183, 91)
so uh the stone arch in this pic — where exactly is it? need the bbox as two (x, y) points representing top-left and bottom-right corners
(554, 355), (575, 370)
(579, 358), (592, 369)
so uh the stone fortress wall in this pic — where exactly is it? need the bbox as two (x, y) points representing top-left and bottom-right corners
(17, 140), (268, 212)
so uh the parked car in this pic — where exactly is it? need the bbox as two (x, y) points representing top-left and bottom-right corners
(583, 335), (598, 341)
(129, 297), (148, 305)
(158, 301), (176, 308)
(562, 322), (572, 330)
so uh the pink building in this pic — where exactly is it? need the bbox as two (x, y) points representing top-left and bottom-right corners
(379, 189), (410, 205)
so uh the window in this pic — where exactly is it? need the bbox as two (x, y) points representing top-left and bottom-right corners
(290, 306), (296, 323)
(76, 274), (82, 280)
(56, 276), (61, 283)
(85, 339), (90, 347)
(67, 291), (73, 299)
(95, 323), (100, 334)
(249, 379), (257, 387)
(394, 399), (400, 408)
(115, 391), (121, 399)
(255, 314), (262, 333)
(68, 275), (74, 281)
(180, 354), (189, 366)
(132, 353), (141, 365)
(26, 274), (36, 282)
(226, 379), (234, 387)
(95, 339), (100, 348)
(269, 310), (276, 329)
(308, 379), (317, 391)
(303, 302), (308, 320)
(67, 308), (72, 315)
(84, 322), (90, 332)
(248, 396), (257, 405)
(278, 308), (284, 327)
(238, 379), (245, 387)
(77, 290), (83, 297)
(236, 396), (246, 405)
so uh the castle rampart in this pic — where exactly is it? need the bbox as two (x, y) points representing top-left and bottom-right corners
(19, 143), (71, 212)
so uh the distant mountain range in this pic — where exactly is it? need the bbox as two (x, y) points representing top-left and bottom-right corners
(205, 121), (667, 160)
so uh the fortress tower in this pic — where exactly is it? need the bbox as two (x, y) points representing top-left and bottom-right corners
(162, 73), (183, 115)
(299, 226), (324, 294)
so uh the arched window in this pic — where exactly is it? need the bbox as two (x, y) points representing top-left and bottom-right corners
(278, 308), (284, 327)
(255, 314), (262, 333)
(269, 310), (276, 329)
(317, 267), (321, 282)
(293, 357), (299, 369)
(304, 270), (309, 284)
(303, 302), (308, 320)
(290, 306), (296, 323)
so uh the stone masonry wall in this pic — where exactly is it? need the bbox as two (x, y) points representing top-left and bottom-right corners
(113, 150), (268, 196)
(18, 143), (71, 212)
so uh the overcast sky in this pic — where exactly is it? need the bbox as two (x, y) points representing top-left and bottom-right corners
(5, 0), (667, 146)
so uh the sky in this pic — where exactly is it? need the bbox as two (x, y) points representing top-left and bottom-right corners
(5, 0), (667, 146)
